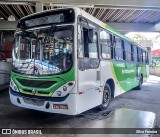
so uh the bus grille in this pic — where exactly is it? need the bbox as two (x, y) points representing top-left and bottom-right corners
(22, 89), (50, 96)
(16, 79), (56, 88)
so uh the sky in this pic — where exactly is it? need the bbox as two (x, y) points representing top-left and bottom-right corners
(125, 32), (160, 50)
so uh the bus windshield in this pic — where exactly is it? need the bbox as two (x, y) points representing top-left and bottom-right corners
(12, 25), (73, 76)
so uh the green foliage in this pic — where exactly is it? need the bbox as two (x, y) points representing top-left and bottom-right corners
(129, 33), (147, 40)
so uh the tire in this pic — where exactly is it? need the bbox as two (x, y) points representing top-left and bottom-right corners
(136, 75), (143, 90)
(99, 83), (111, 110)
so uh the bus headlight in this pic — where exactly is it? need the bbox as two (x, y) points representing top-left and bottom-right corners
(57, 91), (62, 96)
(10, 78), (19, 92)
(52, 81), (75, 97)
(63, 86), (67, 91)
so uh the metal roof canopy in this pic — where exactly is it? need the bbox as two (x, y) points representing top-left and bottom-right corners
(1, 0), (160, 32)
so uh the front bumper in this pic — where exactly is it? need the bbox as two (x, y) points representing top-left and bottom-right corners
(9, 88), (77, 115)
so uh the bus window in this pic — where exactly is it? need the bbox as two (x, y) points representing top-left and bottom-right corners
(124, 42), (132, 61)
(143, 50), (146, 63)
(139, 49), (142, 63)
(146, 52), (149, 64)
(83, 28), (98, 59)
(141, 49), (143, 63)
(100, 30), (112, 59)
(137, 47), (141, 62)
(131, 45), (134, 61)
(78, 25), (84, 58)
(134, 45), (137, 62)
(114, 37), (124, 60)
(78, 26), (99, 70)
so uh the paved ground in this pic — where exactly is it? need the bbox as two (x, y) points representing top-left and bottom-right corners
(0, 75), (160, 137)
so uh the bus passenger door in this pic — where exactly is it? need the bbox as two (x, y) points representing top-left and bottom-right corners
(76, 22), (101, 113)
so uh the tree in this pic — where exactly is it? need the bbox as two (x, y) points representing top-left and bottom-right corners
(128, 33), (147, 41)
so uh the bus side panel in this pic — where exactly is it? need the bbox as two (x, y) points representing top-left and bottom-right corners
(76, 67), (103, 114)
(101, 60), (125, 96)
(110, 61), (126, 96)
(125, 62), (138, 91)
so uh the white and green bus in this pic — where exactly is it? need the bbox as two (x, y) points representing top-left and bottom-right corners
(10, 8), (149, 115)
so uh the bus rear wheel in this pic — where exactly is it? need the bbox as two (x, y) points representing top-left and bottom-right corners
(136, 75), (143, 90)
(100, 83), (111, 110)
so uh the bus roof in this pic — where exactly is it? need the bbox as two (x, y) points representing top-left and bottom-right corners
(19, 7), (147, 51)
(80, 9), (147, 50)
(19, 7), (79, 21)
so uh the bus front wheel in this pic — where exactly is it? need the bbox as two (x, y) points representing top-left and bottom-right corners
(100, 83), (111, 110)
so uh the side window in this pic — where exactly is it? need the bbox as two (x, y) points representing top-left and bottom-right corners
(77, 19), (100, 70)
(78, 25), (98, 59)
(141, 50), (143, 63)
(78, 25), (84, 58)
(124, 42), (132, 61)
(139, 49), (142, 63)
(146, 52), (149, 64)
(100, 30), (112, 59)
(114, 37), (124, 60)
(131, 45), (134, 61)
(137, 48), (141, 62)
(137, 47), (139, 62)
(134, 45), (137, 62)
(83, 28), (98, 58)
(143, 50), (146, 63)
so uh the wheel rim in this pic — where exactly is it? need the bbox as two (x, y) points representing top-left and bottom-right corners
(103, 87), (110, 106)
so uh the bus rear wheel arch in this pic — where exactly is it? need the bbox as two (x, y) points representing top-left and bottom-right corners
(99, 79), (115, 110)
(136, 74), (143, 90)
(99, 83), (111, 110)
(106, 79), (115, 98)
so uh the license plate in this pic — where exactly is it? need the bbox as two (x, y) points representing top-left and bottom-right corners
(53, 104), (68, 110)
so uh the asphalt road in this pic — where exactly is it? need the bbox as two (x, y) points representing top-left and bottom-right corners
(0, 75), (160, 137)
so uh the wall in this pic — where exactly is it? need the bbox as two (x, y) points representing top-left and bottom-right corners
(150, 67), (160, 77)
(0, 32), (13, 88)
(0, 32), (14, 59)
(4, 40), (13, 58)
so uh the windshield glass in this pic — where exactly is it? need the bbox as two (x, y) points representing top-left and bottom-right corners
(13, 25), (73, 76)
